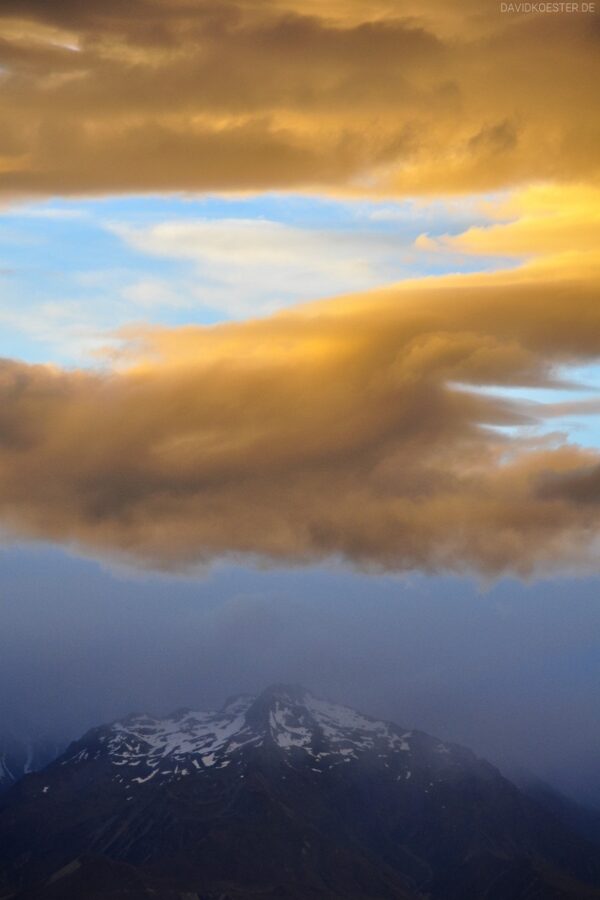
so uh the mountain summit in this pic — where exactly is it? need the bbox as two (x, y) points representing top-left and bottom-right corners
(58, 683), (439, 790)
(1, 686), (599, 899)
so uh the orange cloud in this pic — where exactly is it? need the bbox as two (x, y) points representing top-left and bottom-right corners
(0, 256), (599, 575)
(0, 5), (597, 575)
(0, 0), (597, 197)
(430, 185), (600, 261)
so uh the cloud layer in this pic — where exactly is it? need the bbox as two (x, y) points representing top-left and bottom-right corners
(0, 244), (599, 574)
(0, 4), (598, 574)
(0, 0), (598, 196)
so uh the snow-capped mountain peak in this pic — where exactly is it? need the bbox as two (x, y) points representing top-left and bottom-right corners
(56, 685), (459, 790)
(5, 687), (600, 900)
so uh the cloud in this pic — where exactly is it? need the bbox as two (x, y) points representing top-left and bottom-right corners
(0, 0), (598, 197)
(112, 217), (405, 316)
(3, 191), (491, 367)
(426, 185), (600, 261)
(0, 246), (599, 575)
(537, 462), (600, 505)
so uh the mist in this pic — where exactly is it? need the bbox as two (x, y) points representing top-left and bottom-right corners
(1, 543), (598, 807)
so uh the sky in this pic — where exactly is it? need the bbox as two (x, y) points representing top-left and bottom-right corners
(0, 0), (599, 804)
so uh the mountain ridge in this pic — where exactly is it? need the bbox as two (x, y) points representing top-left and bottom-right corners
(1, 684), (599, 899)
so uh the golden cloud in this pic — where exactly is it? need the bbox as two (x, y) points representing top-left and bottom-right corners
(430, 185), (600, 261)
(0, 247), (599, 574)
(0, 0), (598, 196)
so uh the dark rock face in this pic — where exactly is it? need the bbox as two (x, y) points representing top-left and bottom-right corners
(0, 733), (62, 794)
(0, 686), (599, 899)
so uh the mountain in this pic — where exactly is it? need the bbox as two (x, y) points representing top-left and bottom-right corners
(513, 772), (600, 846)
(0, 684), (599, 899)
(0, 732), (62, 795)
